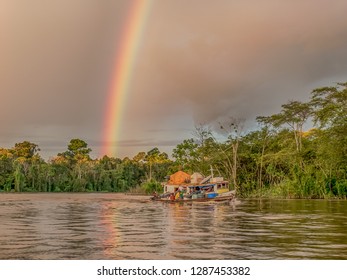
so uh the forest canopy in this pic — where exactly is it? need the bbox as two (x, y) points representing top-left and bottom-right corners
(1, 82), (346, 198)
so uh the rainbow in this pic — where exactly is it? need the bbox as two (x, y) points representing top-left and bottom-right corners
(101, 0), (152, 157)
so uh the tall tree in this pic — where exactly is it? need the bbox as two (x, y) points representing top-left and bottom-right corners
(66, 138), (92, 161)
(258, 100), (311, 152)
(144, 148), (169, 181)
(218, 117), (245, 190)
(172, 138), (199, 172)
(311, 83), (347, 129)
(11, 141), (40, 160)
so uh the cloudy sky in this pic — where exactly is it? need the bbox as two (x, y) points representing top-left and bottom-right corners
(1, 0), (347, 159)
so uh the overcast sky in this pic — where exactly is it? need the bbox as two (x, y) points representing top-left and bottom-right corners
(1, 0), (347, 159)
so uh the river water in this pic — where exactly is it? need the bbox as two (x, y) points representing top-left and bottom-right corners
(0, 193), (346, 260)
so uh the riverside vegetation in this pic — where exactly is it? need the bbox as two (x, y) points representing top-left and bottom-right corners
(0, 83), (346, 198)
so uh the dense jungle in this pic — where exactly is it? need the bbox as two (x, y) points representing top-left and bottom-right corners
(1, 83), (346, 198)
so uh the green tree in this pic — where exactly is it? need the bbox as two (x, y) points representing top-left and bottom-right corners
(257, 100), (311, 152)
(310, 83), (347, 196)
(65, 138), (92, 161)
(311, 83), (347, 129)
(172, 138), (199, 172)
(133, 152), (146, 163)
(0, 148), (14, 191)
(11, 141), (40, 159)
(218, 117), (245, 190)
(144, 148), (170, 181)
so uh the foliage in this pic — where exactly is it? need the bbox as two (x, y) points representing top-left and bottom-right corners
(141, 180), (162, 194)
(0, 82), (346, 198)
(0, 139), (172, 193)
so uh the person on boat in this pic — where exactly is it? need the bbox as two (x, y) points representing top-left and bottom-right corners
(175, 191), (180, 200)
(170, 193), (175, 200)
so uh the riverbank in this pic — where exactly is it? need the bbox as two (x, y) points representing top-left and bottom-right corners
(240, 185), (347, 200)
(0, 192), (152, 202)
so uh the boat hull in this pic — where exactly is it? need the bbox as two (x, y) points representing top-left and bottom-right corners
(151, 193), (235, 203)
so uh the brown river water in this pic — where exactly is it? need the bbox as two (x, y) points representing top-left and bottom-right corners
(0, 193), (346, 260)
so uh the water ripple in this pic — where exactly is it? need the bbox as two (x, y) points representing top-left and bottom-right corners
(1, 193), (347, 259)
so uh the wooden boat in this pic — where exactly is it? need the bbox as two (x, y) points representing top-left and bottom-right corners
(151, 190), (235, 203)
(151, 171), (236, 203)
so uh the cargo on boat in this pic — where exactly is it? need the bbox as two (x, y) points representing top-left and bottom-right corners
(151, 171), (235, 203)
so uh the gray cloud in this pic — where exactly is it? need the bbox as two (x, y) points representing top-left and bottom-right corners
(2, 0), (347, 158)
(1, 0), (128, 156)
(133, 0), (347, 123)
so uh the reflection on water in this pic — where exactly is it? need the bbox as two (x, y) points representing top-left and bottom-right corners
(0, 193), (346, 259)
